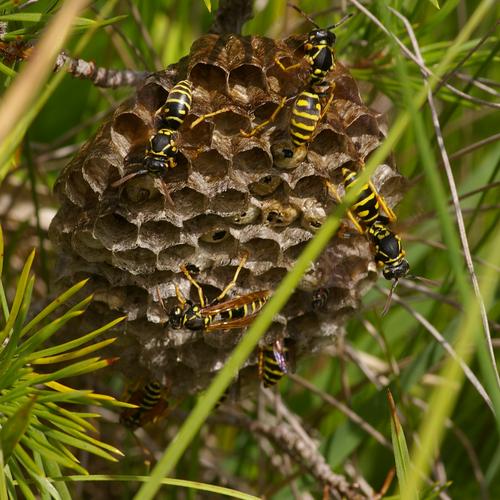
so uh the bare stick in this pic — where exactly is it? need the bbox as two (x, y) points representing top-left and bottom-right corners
(55, 52), (149, 87)
(209, 0), (254, 35)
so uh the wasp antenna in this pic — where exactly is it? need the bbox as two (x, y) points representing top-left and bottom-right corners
(326, 12), (353, 31)
(381, 279), (398, 316)
(288, 3), (320, 29)
(409, 274), (441, 287)
(110, 169), (148, 188)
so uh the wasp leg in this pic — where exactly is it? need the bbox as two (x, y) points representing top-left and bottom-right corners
(319, 83), (336, 120)
(156, 286), (166, 311)
(212, 252), (249, 303)
(110, 169), (148, 189)
(157, 178), (175, 208)
(324, 179), (365, 234)
(356, 159), (397, 223)
(190, 107), (233, 129)
(257, 348), (265, 382)
(180, 265), (207, 307)
(367, 180), (397, 223)
(274, 56), (302, 72)
(240, 97), (287, 138)
(174, 284), (188, 308)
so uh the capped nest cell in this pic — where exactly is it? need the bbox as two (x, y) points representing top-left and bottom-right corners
(49, 33), (406, 401)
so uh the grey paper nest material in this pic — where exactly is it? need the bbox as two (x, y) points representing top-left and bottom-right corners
(49, 33), (405, 399)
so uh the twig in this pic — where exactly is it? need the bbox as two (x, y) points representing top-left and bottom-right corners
(455, 72), (500, 97)
(0, 38), (149, 87)
(362, 318), (401, 376)
(346, 0), (500, 109)
(344, 460), (375, 498)
(385, 289), (494, 412)
(288, 373), (392, 449)
(54, 51), (148, 87)
(435, 19), (500, 94)
(343, 344), (387, 390)
(209, 0), (254, 35)
(389, 6), (500, 395)
(404, 235), (500, 274)
(217, 408), (365, 499)
(457, 181), (500, 202)
(448, 133), (500, 162)
(249, 419), (365, 498)
(396, 279), (461, 310)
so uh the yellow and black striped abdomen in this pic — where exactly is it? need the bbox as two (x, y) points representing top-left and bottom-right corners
(218, 296), (267, 322)
(141, 381), (162, 410)
(258, 343), (289, 388)
(120, 380), (168, 430)
(290, 91), (321, 147)
(342, 168), (380, 226)
(158, 79), (193, 131)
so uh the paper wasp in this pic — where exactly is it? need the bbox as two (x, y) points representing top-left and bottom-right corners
(119, 380), (169, 430)
(110, 80), (193, 198)
(325, 165), (409, 311)
(169, 254), (271, 332)
(276, 4), (352, 87)
(258, 339), (290, 388)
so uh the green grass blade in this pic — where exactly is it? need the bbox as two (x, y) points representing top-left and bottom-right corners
(388, 390), (417, 499)
(43, 430), (119, 462)
(0, 249), (35, 344)
(19, 280), (90, 338)
(8, 458), (35, 499)
(16, 311), (85, 357)
(27, 315), (125, 358)
(0, 397), (36, 462)
(30, 338), (117, 365)
(61, 475), (260, 499)
(20, 436), (86, 475)
(0, 449), (7, 500)
(202, 0), (211, 13)
(402, 226), (500, 497)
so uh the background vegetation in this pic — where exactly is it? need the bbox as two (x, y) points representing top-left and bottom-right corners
(0, 0), (498, 498)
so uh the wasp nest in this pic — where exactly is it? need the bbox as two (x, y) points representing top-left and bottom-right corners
(49, 34), (405, 399)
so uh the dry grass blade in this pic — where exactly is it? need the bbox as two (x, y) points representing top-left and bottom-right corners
(0, 0), (90, 144)
(435, 19), (500, 94)
(288, 373), (391, 449)
(347, 0), (500, 109)
(455, 72), (500, 97)
(387, 289), (493, 412)
(389, 6), (500, 394)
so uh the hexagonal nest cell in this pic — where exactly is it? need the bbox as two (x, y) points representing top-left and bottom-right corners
(49, 33), (405, 402)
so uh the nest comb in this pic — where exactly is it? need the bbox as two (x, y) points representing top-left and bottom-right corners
(49, 33), (406, 400)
